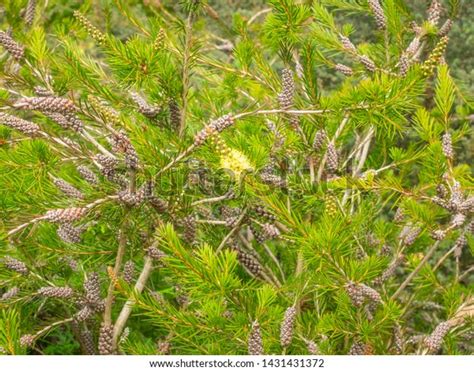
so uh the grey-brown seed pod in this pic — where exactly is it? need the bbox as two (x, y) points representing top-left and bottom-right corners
(399, 54), (410, 77)
(453, 234), (467, 258)
(123, 260), (135, 284)
(280, 306), (297, 348)
(47, 112), (84, 132)
(335, 63), (353, 76)
(326, 142), (338, 173)
(147, 247), (166, 260)
(57, 223), (83, 244)
(45, 207), (87, 223)
(349, 341), (367, 355)
(359, 55), (376, 72)
(77, 166), (99, 185)
(20, 334), (35, 347)
(441, 132), (454, 160)
(248, 320), (264, 355)
(424, 320), (454, 354)
(24, 1), (37, 26)
(367, 0), (386, 30)
(427, 0), (441, 26)
(37, 286), (74, 298)
(168, 99), (181, 129)
(98, 324), (114, 355)
(345, 281), (364, 307)
(1, 287), (19, 301)
(3, 257), (29, 275)
(278, 68), (295, 111)
(80, 327), (96, 355)
(438, 19), (453, 37)
(131, 92), (160, 119)
(0, 113), (40, 135)
(0, 31), (25, 60)
(15, 97), (77, 115)
(313, 129), (328, 151)
(53, 178), (84, 199)
(262, 223), (280, 239)
(339, 34), (357, 53)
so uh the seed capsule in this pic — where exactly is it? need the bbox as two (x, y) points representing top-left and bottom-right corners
(248, 320), (264, 355)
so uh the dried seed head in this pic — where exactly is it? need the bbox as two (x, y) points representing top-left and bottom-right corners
(157, 340), (171, 355)
(74, 305), (94, 322)
(313, 129), (328, 151)
(438, 19), (453, 37)
(15, 97), (77, 116)
(394, 207), (405, 223)
(53, 178), (84, 199)
(392, 325), (403, 354)
(453, 234), (467, 258)
(280, 306), (297, 348)
(98, 324), (114, 355)
(57, 223), (83, 244)
(1, 287), (19, 301)
(73, 11), (106, 44)
(180, 215), (197, 245)
(84, 272), (101, 306)
(111, 131), (139, 170)
(45, 207), (87, 223)
(399, 54), (410, 77)
(47, 112), (83, 132)
(431, 229), (446, 241)
(248, 320), (264, 355)
(123, 260), (135, 284)
(400, 225), (421, 246)
(335, 63), (353, 76)
(0, 31), (25, 60)
(345, 281), (365, 307)
(450, 213), (466, 229)
(349, 341), (367, 355)
(131, 92), (160, 119)
(80, 328), (96, 355)
(0, 113), (40, 135)
(77, 166), (99, 185)
(374, 255), (403, 284)
(233, 246), (263, 276)
(306, 340), (320, 355)
(252, 205), (275, 221)
(37, 286), (74, 298)
(34, 86), (53, 97)
(339, 34), (357, 53)
(359, 55), (376, 72)
(3, 257), (29, 275)
(194, 115), (234, 146)
(424, 320), (454, 354)
(459, 197), (474, 214)
(326, 142), (338, 173)
(427, 1), (442, 26)
(368, 0), (386, 30)
(147, 246), (166, 260)
(441, 132), (454, 160)
(278, 68), (295, 110)
(262, 223), (280, 240)
(168, 99), (181, 129)
(20, 334), (35, 347)
(24, 0), (37, 26)
(260, 172), (287, 188)
(359, 284), (382, 305)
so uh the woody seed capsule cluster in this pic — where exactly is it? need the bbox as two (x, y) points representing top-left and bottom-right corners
(1, 286), (19, 301)
(248, 321), (264, 355)
(57, 223), (83, 244)
(53, 179), (84, 199)
(80, 328), (96, 355)
(111, 131), (139, 170)
(131, 93), (161, 119)
(0, 31), (25, 60)
(181, 215), (197, 245)
(335, 63), (353, 76)
(367, 0), (386, 30)
(326, 142), (338, 173)
(3, 257), (29, 275)
(193, 114), (235, 146)
(123, 260), (135, 284)
(47, 112), (83, 132)
(168, 99), (181, 129)
(280, 306), (297, 348)
(399, 54), (410, 77)
(45, 207), (87, 223)
(77, 166), (99, 185)
(427, 1), (441, 26)
(313, 129), (328, 151)
(441, 132), (454, 160)
(24, 0), (37, 26)
(37, 286), (74, 298)
(339, 34), (357, 53)
(359, 55), (376, 72)
(424, 320), (454, 354)
(73, 11), (106, 45)
(98, 324), (114, 355)
(147, 246), (166, 260)
(374, 255), (404, 285)
(453, 234), (466, 258)
(438, 20), (453, 37)
(262, 223), (280, 240)
(15, 97), (77, 116)
(278, 68), (295, 110)
(20, 334), (35, 347)
(0, 113), (40, 135)
(399, 225), (421, 246)
(34, 86), (53, 97)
